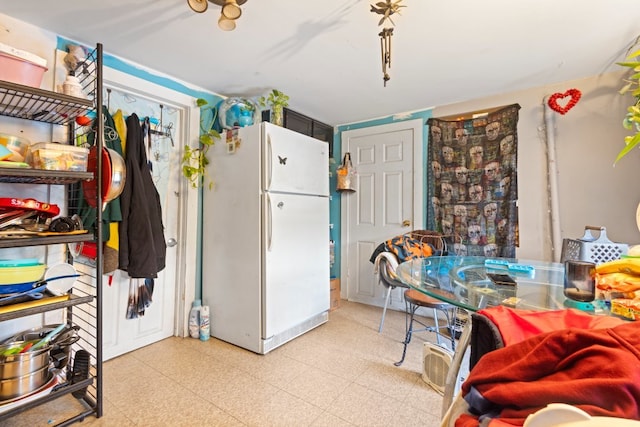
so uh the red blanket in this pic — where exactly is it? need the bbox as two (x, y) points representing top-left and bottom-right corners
(456, 321), (640, 426)
(479, 306), (626, 347)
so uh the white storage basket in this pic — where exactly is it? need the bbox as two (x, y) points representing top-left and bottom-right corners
(560, 225), (627, 265)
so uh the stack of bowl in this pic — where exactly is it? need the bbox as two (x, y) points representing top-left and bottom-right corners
(0, 259), (46, 295)
(5, 324), (79, 369)
(0, 340), (51, 400)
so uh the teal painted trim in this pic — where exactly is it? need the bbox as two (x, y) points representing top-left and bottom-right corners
(330, 109), (433, 279)
(56, 36), (223, 106)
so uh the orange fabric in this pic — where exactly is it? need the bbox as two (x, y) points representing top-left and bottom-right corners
(456, 321), (640, 426)
(383, 233), (434, 262)
(477, 306), (626, 347)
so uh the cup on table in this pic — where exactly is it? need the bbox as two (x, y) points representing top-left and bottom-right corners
(563, 260), (596, 302)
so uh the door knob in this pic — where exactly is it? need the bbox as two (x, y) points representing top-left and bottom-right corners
(167, 238), (178, 247)
(402, 220), (411, 227)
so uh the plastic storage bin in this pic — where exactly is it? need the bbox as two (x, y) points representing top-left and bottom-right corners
(0, 42), (48, 88)
(0, 133), (31, 162)
(29, 143), (89, 171)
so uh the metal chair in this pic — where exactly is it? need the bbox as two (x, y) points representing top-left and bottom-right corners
(375, 230), (449, 333)
(376, 253), (408, 333)
(394, 288), (457, 367)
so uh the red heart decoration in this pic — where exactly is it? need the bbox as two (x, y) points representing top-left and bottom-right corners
(548, 89), (582, 115)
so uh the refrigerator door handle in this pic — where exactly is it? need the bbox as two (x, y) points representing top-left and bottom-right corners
(266, 134), (273, 190)
(266, 194), (273, 251)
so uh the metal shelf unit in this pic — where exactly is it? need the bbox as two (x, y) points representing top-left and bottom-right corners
(0, 43), (104, 426)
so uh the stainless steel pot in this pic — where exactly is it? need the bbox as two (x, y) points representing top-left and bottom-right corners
(4, 324), (78, 369)
(0, 364), (50, 400)
(0, 340), (51, 363)
(82, 147), (126, 210)
(105, 148), (125, 203)
(0, 346), (50, 379)
(4, 324), (77, 346)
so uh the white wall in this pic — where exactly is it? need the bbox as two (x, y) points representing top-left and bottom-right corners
(433, 72), (640, 261)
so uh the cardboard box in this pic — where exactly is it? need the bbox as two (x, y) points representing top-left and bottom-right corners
(330, 278), (340, 311)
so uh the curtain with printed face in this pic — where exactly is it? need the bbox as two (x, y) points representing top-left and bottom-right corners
(427, 104), (520, 258)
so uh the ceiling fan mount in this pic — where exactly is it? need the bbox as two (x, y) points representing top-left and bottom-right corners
(187, 0), (248, 14)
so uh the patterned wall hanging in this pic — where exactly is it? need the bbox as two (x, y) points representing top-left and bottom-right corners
(427, 104), (521, 258)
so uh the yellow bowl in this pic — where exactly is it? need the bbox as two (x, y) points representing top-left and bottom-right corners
(0, 264), (46, 285)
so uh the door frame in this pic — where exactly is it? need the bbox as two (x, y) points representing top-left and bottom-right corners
(339, 119), (424, 301)
(103, 67), (200, 339)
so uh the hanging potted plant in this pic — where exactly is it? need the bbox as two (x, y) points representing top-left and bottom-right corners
(182, 98), (220, 189)
(259, 89), (289, 126)
(615, 38), (640, 164)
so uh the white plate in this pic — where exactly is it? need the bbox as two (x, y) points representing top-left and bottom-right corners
(44, 263), (77, 295)
(636, 201), (640, 233)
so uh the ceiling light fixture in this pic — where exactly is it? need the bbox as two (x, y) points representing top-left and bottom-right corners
(370, 0), (406, 86)
(187, 0), (248, 31)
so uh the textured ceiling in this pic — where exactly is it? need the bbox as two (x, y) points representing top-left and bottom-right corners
(1, 0), (639, 125)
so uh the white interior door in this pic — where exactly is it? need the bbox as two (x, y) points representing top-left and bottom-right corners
(340, 120), (423, 310)
(77, 69), (198, 361)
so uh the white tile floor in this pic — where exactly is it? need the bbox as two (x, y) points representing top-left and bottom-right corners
(6, 300), (447, 426)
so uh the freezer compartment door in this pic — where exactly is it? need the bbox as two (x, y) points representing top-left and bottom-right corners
(263, 192), (330, 339)
(263, 122), (329, 196)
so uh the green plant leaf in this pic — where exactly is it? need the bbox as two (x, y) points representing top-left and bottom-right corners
(259, 89), (289, 110)
(616, 61), (640, 68)
(619, 82), (633, 95)
(627, 49), (640, 59)
(180, 97), (221, 189)
(614, 131), (640, 164)
(616, 41), (640, 164)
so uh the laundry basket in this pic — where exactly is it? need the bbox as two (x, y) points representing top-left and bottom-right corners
(560, 225), (628, 265)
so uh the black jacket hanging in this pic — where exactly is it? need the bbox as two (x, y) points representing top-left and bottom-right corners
(118, 113), (166, 278)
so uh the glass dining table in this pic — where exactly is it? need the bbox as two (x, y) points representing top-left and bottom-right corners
(394, 255), (610, 415)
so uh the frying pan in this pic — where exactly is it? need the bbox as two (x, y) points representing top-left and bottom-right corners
(105, 148), (126, 203)
(82, 147), (125, 210)
(82, 146), (111, 209)
(0, 198), (60, 217)
(0, 284), (48, 304)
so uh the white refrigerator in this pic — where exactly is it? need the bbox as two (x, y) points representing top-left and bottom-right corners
(202, 122), (330, 354)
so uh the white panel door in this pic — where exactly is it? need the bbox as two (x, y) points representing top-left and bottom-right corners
(341, 120), (423, 310)
(263, 192), (329, 338)
(94, 70), (198, 361)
